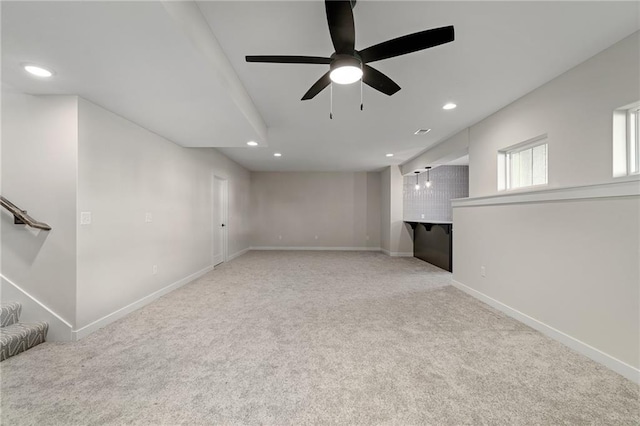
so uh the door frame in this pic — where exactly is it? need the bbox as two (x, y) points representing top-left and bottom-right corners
(212, 174), (229, 267)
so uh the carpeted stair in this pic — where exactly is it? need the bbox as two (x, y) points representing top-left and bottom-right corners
(0, 302), (48, 361)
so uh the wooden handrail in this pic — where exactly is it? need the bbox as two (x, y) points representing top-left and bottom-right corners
(0, 196), (52, 231)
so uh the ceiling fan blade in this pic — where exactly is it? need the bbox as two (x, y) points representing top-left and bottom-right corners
(359, 26), (454, 63)
(302, 72), (331, 100)
(325, 0), (356, 54)
(363, 65), (400, 96)
(246, 55), (331, 64)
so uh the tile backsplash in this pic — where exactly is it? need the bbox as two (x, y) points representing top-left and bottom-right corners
(403, 166), (469, 222)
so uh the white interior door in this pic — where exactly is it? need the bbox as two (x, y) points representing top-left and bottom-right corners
(213, 176), (228, 266)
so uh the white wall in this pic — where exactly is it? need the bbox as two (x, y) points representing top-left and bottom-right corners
(78, 99), (198, 330)
(380, 167), (391, 252)
(389, 166), (413, 256)
(380, 166), (413, 256)
(1, 92), (78, 326)
(76, 98), (251, 333)
(469, 32), (640, 196)
(454, 194), (639, 371)
(366, 172), (381, 248)
(450, 32), (640, 381)
(250, 172), (380, 249)
(1, 92), (251, 339)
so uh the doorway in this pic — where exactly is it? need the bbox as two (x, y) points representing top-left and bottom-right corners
(213, 175), (228, 267)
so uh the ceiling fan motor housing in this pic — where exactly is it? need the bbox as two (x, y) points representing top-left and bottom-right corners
(329, 53), (362, 71)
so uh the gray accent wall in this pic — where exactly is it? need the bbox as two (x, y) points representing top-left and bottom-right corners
(403, 166), (469, 222)
(250, 172), (381, 250)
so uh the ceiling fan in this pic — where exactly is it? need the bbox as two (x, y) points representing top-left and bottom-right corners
(245, 0), (454, 102)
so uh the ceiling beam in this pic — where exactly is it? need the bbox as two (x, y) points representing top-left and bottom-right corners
(401, 128), (469, 175)
(161, 1), (268, 143)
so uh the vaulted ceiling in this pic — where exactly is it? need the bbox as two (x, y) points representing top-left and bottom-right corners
(2, 1), (638, 171)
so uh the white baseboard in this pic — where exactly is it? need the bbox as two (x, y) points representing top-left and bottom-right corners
(381, 249), (414, 257)
(251, 246), (382, 252)
(72, 265), (213, 340)
(227, 247), (250, 262)
(0, 275), (74, 342)
(451, 279), (640, 384)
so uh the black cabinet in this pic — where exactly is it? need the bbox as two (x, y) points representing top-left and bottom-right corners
(405, 222), (453, 272)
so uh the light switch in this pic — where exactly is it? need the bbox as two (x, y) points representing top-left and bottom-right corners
(80, 212), (92, 225)
(145, 213), (153, 223)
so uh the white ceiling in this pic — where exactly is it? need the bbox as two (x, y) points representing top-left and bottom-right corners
(446, 155), (469, 167)
(1, 1), (263, 148)
(2, 1), (638, 172)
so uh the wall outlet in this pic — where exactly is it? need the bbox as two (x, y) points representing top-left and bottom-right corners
(145, 212), (153, 223)
(278, 235), (282, 240)
(152, 265), (158, 275)
(480, 266), (486, 277)
(421, 213), (425, 219)
(314, 235), (318, 240)
(80, 212), (92, 225)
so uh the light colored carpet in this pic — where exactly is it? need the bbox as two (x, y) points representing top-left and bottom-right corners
(1, 251), (638, 425)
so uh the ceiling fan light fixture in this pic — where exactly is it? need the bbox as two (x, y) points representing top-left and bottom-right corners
(329, 56), (362, 85)
(330, 66), (362, 85)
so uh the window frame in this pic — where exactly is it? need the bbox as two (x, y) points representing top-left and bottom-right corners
(498, 134), (548, 192)
(627, 106), (639, 175)
(613, 101), (640, 178)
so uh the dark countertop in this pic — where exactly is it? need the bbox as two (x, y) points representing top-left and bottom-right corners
(403, 220), (452, 225)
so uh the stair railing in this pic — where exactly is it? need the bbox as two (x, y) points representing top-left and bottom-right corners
(0, 196), (52, 231)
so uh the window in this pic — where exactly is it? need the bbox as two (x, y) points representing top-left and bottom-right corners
(498, 135), (548, 191)
(613, 102), (639, 177)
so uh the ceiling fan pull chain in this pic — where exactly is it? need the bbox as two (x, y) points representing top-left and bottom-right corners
(360, 72), (364, 111)
(330, 82), (333, 119)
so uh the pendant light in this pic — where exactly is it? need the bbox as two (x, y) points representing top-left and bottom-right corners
(414, 171), (420, 190)
(425, 167), (432, 188)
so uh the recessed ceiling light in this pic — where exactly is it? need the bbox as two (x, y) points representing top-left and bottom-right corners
(442, 103), (457, 110)
(414, 128), (431, 135)
(247, 141), (258, 146)
(23, 64), (53, 78)
(274, 153), (282, 157)
(386, 153), (394, 157)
